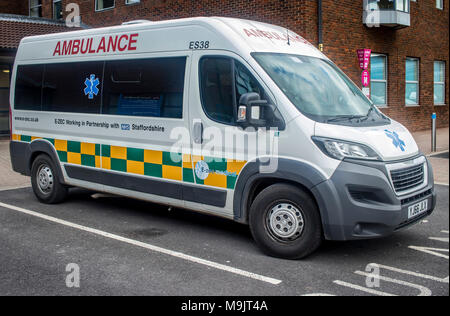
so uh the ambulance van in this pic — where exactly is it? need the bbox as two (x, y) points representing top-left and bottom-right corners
(9, 17), (436, 259)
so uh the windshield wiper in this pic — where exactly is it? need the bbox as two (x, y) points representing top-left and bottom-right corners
(326, 115), (365, 123)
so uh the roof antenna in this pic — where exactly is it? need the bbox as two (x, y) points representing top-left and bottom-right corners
(286, 28), (290, 46)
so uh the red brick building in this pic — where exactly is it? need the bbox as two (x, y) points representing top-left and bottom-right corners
(0, 0), (448, 134)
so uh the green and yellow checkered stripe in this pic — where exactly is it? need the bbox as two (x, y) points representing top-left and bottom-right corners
(12, 134), (246, 190)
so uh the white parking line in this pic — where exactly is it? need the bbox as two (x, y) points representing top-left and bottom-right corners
(408, 246), (449, 260)
(333, 280), (395, 296)
(429, 237), (449, 243)
(373, 263), (449, 283)
(0, 201), (282, 286)
(354, 271), (432, 296)
(0, 185), (31, 192)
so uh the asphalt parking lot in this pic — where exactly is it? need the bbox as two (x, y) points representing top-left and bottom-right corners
(0, 184), (448, 296)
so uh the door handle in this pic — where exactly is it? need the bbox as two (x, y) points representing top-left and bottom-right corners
(193, 121), (203, 144)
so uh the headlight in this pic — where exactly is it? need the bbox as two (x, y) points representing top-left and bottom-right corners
(312, 137), (381, 161)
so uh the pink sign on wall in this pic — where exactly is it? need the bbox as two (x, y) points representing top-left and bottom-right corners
(361, 70), (370, 87)
(357, 49), (371, 70)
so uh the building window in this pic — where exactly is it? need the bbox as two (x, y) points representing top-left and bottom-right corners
(96, 0), (115, 11)
(367, 0), (409, 12)
(53, 0), (63, 20)
(396, 0), (409, 12)
(29, 0), (42, 17)
(436, 0), (444, 10)
(405, 58), (419, 105)
(126, 0), (141, 4)
(434, 61), (446, 105)
(370, 54), (388, 107)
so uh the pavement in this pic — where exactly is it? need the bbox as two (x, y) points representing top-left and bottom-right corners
(0, 128), (448, 296)
(413, 127), (449, 185)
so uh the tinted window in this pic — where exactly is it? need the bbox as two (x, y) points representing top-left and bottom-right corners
(14, 65), (44, 111)
(102, 57), (186, 118)
(200, 57), (234, 124)
(200, 57), (268, 125)
(42, 61), (103, 113)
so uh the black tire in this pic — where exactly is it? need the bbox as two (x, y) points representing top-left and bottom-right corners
(31, 154), (68, 204)
(249, 183), (322, 259)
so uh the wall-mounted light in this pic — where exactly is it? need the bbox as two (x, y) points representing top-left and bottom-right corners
(2, 69), (10, 73)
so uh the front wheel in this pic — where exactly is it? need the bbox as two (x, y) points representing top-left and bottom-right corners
(249, 184), (322, 259)
(31, 154), (68, 204)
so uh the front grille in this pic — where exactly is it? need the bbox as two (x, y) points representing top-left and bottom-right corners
(390, 164), (425, 193)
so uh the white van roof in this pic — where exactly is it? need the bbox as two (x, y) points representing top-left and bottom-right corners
(15, 17), (325, 63)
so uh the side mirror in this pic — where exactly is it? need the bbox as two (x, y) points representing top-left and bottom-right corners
(237, 92), (274, 127)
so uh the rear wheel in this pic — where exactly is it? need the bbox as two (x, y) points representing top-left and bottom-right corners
(249, 184), (322, 259)
(31, 154), (68, 204)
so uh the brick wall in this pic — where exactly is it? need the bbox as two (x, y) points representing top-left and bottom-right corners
(319, 0), (449, 131)
(0, 0), (28, 15)
(4, 0), (448, 131)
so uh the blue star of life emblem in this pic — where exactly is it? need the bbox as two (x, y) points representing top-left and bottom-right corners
(84, 74), (100, 99)
(385, 129), (406, 152)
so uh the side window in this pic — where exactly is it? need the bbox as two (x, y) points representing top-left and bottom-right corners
(234, 61), (265, 104)
(42, 61), (103, 114)
(200, 57), (269, 125)
(14, 65), (44, 111)
(102, 57), (186, 118)
(200, 57), (234, 124)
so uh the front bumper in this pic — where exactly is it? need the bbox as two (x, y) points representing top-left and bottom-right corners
(311, 155), (436, 241)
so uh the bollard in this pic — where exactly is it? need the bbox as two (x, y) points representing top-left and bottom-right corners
(431, 113), (437, 153)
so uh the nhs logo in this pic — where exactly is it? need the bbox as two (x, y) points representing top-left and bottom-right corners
(121, 124), (131, 131)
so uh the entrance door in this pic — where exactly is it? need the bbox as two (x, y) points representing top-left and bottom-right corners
(0, 64), (10, 135)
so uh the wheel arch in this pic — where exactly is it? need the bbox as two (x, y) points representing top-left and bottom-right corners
(28, 139), (66, 184)
(233, 158), (328, 225)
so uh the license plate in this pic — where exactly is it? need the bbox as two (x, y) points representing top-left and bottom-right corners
(408, 199), (428, 219)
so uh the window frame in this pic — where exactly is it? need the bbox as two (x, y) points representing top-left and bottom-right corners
(29, 0), (42, 17)
(125, 0), (141, 5)
(370, 53), (388, 108)
(436, 0), (444, 10)
(95, 0), (116, 12)
(53, 0), (63, 20)
(434, 61), (446, 105)
(405, 57), (420, 106)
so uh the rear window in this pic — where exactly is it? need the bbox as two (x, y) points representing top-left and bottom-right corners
(14, 64), (44, 111)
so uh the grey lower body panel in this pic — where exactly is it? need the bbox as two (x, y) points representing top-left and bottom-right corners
(64, 165), (227, 208)
(312, 157), (436, 241)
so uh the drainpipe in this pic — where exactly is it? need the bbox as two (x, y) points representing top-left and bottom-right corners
(318, 0), (323, 51)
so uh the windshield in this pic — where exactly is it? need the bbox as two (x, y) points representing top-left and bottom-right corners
(253, 53), (388, 125)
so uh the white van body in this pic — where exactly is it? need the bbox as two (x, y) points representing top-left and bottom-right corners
(10, 17), (435, 258)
